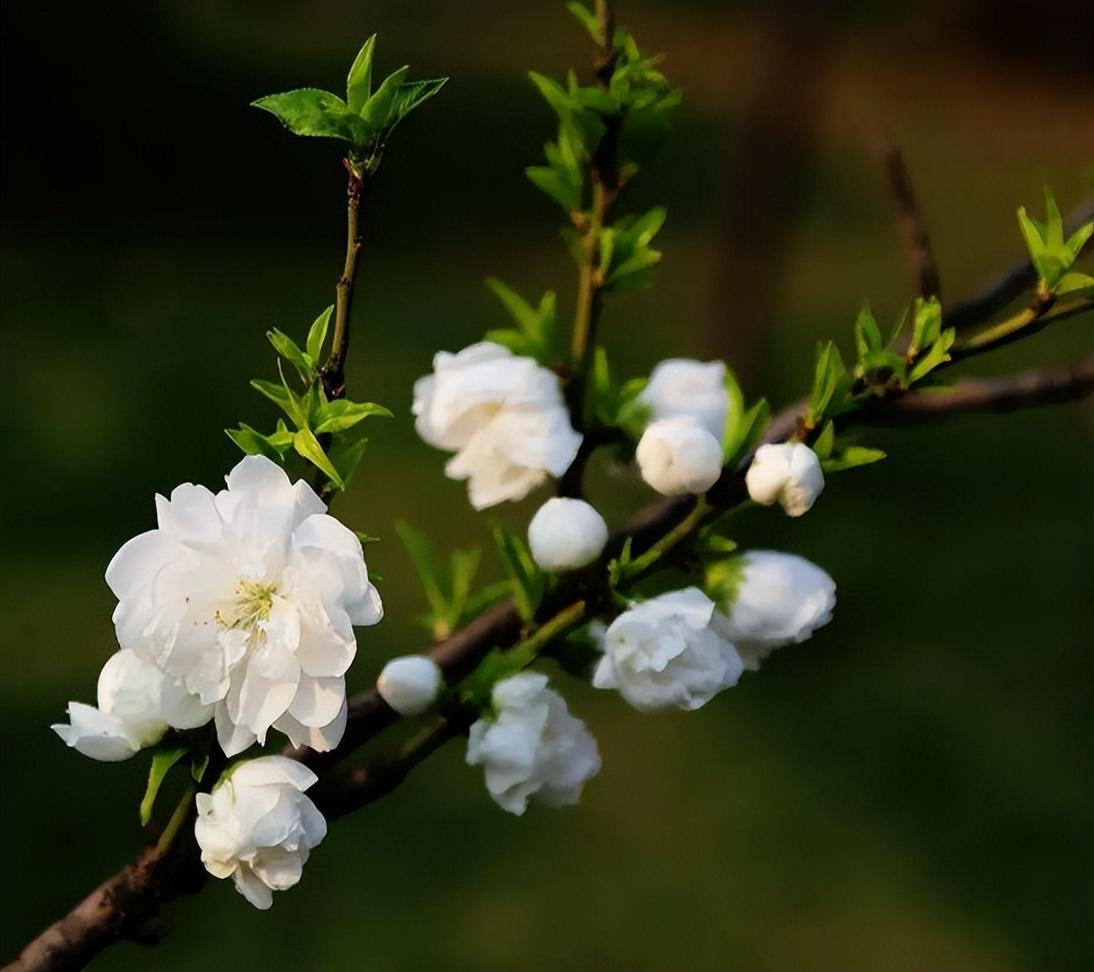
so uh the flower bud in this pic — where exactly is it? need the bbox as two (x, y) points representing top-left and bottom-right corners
(745, 442), (824, 516)
(639, 358), (729, 440)
(527, 497), (608, 572)
(636, 417), (723, 496)
(377, 656), (443, 716)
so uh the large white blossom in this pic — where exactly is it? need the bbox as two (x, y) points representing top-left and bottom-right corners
(194, 755), (327, 910)
(593, 588), (743, 712)
(713, 551), (836, 670)
(52, 649), (212, 762)
(639, 358), (729, 441)
(636, 417), (723, 496)
(466, 672), (600, 815)
(527, 497), (608, 572)
(412, 342), (582, 509)
(106, 455), (382, 757)
(745, 442), (824, 516)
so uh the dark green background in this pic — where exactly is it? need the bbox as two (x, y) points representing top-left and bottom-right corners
(2, 1), (1092, 969)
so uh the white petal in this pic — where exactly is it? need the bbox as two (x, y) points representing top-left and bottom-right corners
(287, 675), (346, 728)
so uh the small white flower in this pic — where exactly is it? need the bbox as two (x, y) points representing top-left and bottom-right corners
(745, 442), (824, 516)
(639, 358), (729, 441)
(194, 755), (327, 910)
(594, 588), (743, 712)
(52, 649), (212, 762)
(527, 497), (608, 572)
(377, 656), (443, 716)
(712, 551), (836, 670)
(466, 672), (600, 815)
(106, 455), (382, 758)
(636, 417), (723, 496)
(412, 342), (582, 509)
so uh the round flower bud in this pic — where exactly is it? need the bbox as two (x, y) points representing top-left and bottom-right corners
(709, 551), (836, 670)
(639, 358), (729, 440)
(527, 497), (608, 572)
(745, 442), (824, 516)
(636, 417), (723, 496)
(377, 656), (443, 716)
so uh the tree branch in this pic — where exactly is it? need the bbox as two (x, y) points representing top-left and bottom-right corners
(880, 140), (940, 300)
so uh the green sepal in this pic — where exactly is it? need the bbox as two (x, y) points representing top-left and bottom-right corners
(140, 743), (188, 827)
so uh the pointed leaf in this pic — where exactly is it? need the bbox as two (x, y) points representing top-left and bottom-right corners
(346, 35), (377, 113)
(140, 744), (187, 827)
(293, 428), (344, 489)
(306, 305), (333, 362)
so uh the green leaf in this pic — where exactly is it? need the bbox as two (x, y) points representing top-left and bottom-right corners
(293, 428), (344, 489)
(567, 1), (603, 43)
(140, 744), (187, 827)
(821, 445), (887, 473)
(526, 164), (582, 211)
(853, 301), (883, 361)
(314, 399), (392, 434)
(361, 65), (409, 126)
(1064, 221), (1093, 264)
(909, 328), (955, 383)
(1054, 270), (1094, 297)
(346, 35), (377, 113)
(909, 296), (943, 355)
(386, 78), (448, 128)
(252, 88), (366, 143)
(485, 278), (555, 357)
(328, 433), (369, 487)
(807, 341), (849, 424)
(226, 423), (291, 460)
(250, 377), (305, 426)
(396, 522), (449, 621)
(306, 306), (333, 363)
(812, 420), (836, 460)
(267, 329), (314, 381)
(492, 526), (546, 622)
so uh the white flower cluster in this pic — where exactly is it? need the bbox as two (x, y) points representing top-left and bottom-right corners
(53, 455), (382, 760)
(412, 342), (582, 509)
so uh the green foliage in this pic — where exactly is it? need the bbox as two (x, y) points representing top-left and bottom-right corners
(492, 525), (547, 622)
(607, 535), (635, 588)
(483, 278), (557, 361)
(396, 523), (508, 638)
(598, 206), (666, 290)
(820, 445), (887, 473)
(1016, 188), (1093, 289)
(140, 743), (188, 827)
(807, 341), (853, 426)
(227, 306), (391, 490)
(586, 347), (650, 439)
(253, 36), (446, 173)
(722, 366), (771, 464)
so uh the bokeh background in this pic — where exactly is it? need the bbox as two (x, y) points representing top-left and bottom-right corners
(2, 1), (1092, 969)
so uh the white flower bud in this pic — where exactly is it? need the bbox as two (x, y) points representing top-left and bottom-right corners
(745, 442), (824, 516)
(593, 588), (743, 712)
(467, 673), (600, 815)
(711, 551), (836, 670)
(377, 656), (443, 716)
(52, 649), (212, 762)
(639, 358), (729, 440)
(527, 497), (608, 572)
(636, 417), (723, 496)
(195, 755), (327, 910)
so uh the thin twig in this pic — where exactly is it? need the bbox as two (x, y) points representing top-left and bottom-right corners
(879, 140), (940, 300)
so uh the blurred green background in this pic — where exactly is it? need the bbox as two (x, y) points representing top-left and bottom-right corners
(2, 1), (1092, 969)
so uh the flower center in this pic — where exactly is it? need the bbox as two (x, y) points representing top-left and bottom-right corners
(232, 580), (277, 630)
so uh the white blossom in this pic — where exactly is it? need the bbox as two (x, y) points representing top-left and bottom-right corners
(466, 672), (600, 815)
(52, 649), (212, 762)
(636, 416), (723, 495)
(745, 442), (824, 516)
(106, 455), (382, 758)
(639, 358), (729, 441)
(194, 755), (327, 910)
(377, 655), (443, 716)
(593, 588), (743, 712)
(527, 497), (608, 572)
(714, 551), (836, 670)
(412, 342), (582, 509)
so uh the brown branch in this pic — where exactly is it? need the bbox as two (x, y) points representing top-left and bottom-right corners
(880, 140), (940, 300)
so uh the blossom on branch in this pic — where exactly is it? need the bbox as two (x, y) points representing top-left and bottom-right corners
(194, 755), (327, 910)
(745, 442), (824, 516)
(527, 497), (608, 572)
(639, 358), (730, 440)
(708, 551), (836, 670)
(377, 655), (443, 715)
(593, 588), (743, 712)
(105, 455), (382, 757)
(636, 416), (723, 495)
(52, 649), (212, 762)
(466, 672), (601, 815)
(412, 342), (582, 509)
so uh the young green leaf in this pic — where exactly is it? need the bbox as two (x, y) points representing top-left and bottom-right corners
(909, 328), (956, 384)
(396, 522), (449, 623)
(252, 88), (366, 143)
(293, 428), (344, 489)
(140, 744), (188, 827)
(314, 399), (392, 434)
(362, 65), (410, 126)
(853, 301), (883, 362)
(567, 1), (603, 43)
(492, 526), (546, 622)
(267, 329), (314, 381)
(821, 445), (887, 473)
(346, 35), (377, 113)
(306, 305), (333, 363)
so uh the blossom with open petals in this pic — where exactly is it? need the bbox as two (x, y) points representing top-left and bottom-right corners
(412, 342), (582, 509)
(106, 455), (382, 757)
(195, 755), (327, 910)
